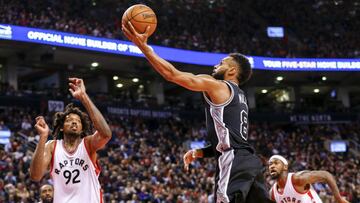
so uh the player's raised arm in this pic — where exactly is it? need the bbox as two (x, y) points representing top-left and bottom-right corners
(292, 171), (349, 203)
(122, 23), (225, 93)
(68, 78), (112, 152)
(30, 116), (54, 181)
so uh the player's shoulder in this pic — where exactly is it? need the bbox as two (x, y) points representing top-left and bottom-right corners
(196, 74), (233, 87)
(196, 74), (228, 91)
(195, 74), (217, 81)
(293, 170), (310, 177)
(292, 170), (311, 184)
(84, 132), (97, 141)
(46, 139), (56, 148)
(83, 133), (97, 149)
(84, 135), (92, 144)
(44, 139), (57, 155)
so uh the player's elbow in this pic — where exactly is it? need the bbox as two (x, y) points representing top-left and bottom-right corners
(312, 170), (333, 183)
(321, 170), (334, 181)
(163, 73), (176, 82)
(162, 68), (180, 82)
(30, 177), (42, 182)
(29, 171), (43, 182)
(100, 128), (112, 140)
(105, 125), (112, 137)
(104, 129), (112, 139)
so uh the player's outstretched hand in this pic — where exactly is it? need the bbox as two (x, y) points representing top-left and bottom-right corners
(122, 22), (151, 48)
(183, 150), (197, 171)
(68, 77), (86, 100)
(34, 116), (49, 138)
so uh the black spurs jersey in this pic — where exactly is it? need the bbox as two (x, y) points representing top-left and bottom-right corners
(203, 80), (253, 155)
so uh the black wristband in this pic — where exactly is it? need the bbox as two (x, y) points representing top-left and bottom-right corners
(201, 144), (215, 158)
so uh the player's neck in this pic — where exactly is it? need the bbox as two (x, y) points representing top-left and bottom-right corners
(63, 134), (81, 148)
(224, 77), (239, 85)
(277, 172), (288, 188)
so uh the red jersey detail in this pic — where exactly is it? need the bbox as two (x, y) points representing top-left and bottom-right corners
(84, 139), (101, 176)
(50, 140), (57, 176)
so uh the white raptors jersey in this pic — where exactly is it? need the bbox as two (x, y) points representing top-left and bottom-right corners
(272, 173), (322, 203)
(50, 139), (102, 203)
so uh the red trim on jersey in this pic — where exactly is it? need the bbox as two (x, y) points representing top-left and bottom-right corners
(307, 190), (315, 200)
(291, 174), (309, 195)
(95, 159), (101, 176)
(84, 139), (101, 176)
(100, 190), (103, 203)
(271, 186), (275, 200)
(49, 140), (57, 177)
(275, 175), (288, 195)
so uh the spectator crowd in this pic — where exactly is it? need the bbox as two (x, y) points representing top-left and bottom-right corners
(0, 0), (359, 58)
(0, 1), (359, 201)
(0, 105), (359, 202)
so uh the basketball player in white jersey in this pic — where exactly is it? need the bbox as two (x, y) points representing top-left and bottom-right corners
(268, 155), (349, 203)
(30, 78), (112, 203)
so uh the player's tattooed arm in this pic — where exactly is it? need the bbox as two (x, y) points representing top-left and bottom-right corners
(292, 170), (348, 203)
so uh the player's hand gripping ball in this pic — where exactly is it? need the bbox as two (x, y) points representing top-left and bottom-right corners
(122, 4), (157, 36)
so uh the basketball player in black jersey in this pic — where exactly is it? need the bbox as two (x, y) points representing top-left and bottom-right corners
(122, 23), (273, 203)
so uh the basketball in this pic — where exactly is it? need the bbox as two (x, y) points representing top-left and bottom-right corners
(122, 4), (157, 36)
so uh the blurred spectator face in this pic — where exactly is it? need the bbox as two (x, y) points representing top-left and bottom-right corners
(40, 184), (53, 203)
(16, 182), (24, 190)
(268, 159), (288, 179)
(4, 183), (15, 195)
(63, 113), (83, 136)
(21, 118), (32, 130)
